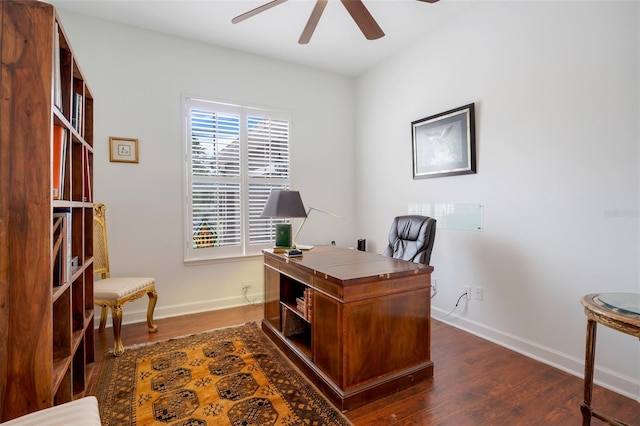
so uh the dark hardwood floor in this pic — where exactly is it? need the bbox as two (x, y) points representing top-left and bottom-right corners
(88, 305), (639, 425)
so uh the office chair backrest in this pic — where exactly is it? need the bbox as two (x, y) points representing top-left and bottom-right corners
(383, 215), (436, 265)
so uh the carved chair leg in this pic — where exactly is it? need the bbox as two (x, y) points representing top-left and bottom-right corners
(99, 305), (108, 332)
(111, 305), (125, 356)
(146, 289), (159, 333)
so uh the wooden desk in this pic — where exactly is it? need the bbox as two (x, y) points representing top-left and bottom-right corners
(262, 245), (434, 411)
(580, 293), (640, 426)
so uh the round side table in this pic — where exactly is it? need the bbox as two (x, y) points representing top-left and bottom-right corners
(580, 293), (640, 426)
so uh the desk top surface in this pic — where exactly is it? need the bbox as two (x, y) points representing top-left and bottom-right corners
(264, 245), (433, 282)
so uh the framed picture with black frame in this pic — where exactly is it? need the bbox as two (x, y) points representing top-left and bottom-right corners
(412, 103), (476, 179)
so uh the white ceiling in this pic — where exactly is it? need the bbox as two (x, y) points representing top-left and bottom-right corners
(48, 0), (475, 76)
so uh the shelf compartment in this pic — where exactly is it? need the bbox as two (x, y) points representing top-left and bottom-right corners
(52, 288), (71, 359)
(72, 337), (87, 394)
(52, 281), (71, 303)
(72, 277), (85, 332)
(280, 276), (308, 311)
(71, 208), (83, 268)
(83, 262), (94, 311)
(83, 209), (94, 264)
(84, 93), (94, 147)
(71, 76), (84, 136)
(71, 140), (83, 202)
(57, 26), (73, 123)
(84, 310), (95, 364)
(53, 365), (73, 406)
(281, 304), (311, 358)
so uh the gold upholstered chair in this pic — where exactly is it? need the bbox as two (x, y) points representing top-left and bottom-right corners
(93, 203), (158, 356)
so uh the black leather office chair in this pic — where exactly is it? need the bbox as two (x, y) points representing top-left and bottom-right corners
(383, 215), (436, 265)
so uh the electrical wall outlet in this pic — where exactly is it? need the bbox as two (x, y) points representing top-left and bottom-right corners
(474, 287), (484, 301)
(463, 286), (471, 300)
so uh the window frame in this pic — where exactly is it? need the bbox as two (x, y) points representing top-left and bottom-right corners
(183, 96), (294, 262)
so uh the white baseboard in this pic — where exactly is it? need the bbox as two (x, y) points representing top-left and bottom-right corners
(94, 293), (264, 328)
(432, 307), (640, 403)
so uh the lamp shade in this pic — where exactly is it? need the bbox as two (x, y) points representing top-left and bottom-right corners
(261, 190), (308, 218)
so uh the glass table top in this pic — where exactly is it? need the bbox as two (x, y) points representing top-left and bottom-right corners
(596, 293), (640, 315)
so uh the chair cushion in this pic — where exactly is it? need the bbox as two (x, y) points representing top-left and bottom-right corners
(0, 396), (100, 425)
(94, 277), (155, 300)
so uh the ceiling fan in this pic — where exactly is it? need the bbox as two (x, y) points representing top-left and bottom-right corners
(232, 0), (440, 45)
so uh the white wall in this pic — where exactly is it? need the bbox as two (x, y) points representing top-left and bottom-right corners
(56, 11), (357, 321)
(355, 1), (639, 400)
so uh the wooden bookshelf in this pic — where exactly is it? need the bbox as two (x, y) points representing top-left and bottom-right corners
(0, 1), (94, 421)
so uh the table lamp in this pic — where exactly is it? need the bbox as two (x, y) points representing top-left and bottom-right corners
(261, 190), (307, 248)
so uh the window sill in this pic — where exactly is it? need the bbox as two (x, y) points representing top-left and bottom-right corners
(184, 252), (264, 266)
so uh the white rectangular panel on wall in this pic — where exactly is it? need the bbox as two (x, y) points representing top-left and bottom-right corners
(408, 203), (483, 231)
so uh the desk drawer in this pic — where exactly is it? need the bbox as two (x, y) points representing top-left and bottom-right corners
(264, 255), (280, 270)
(280, 260), (312, 285)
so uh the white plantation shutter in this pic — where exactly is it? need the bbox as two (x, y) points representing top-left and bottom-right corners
(248, 183), (287, 244)
(185, 97), (292, 260)
(191, 182), (241, 246)
(247, 116), (290, 179)
(247, 116), (290, 245)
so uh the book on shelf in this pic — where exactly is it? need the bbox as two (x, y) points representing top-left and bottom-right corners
(305, 288), (312, 322)
(296, 304), (306, 315)
(72, 92), (83, 133)
(83, 146), (92, 202)
(52, 125), (67, 200)
(292, 289), (312, 321)
(53, 209), (72, 283)
(53, 22), (62, 112)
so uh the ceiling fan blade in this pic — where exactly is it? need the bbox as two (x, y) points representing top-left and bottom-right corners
(340, 0), (384, 40)
(232, 0), (288, 24)
(299, 0), (328, 44)
(417, 0), (440, 3)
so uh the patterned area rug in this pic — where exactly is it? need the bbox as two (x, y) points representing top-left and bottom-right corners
(96, 322), (351, 425)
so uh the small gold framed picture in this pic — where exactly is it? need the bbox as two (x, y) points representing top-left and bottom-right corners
(109, 137), (139, 163)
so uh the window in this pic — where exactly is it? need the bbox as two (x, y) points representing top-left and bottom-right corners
(184, 97), (292, 260)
